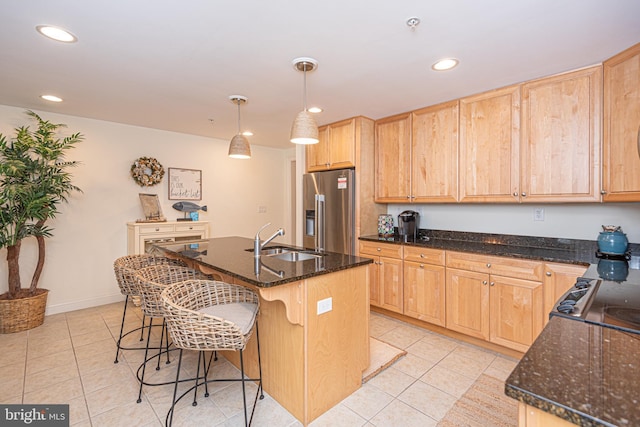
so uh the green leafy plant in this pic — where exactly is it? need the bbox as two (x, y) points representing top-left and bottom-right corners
(0, 111), (83, 300)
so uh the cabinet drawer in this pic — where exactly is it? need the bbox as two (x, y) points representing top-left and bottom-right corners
(359, 241), (403, 258)
(175, 223), (207, 233)
(446, 251), (543, 281)
(137, 223), (175, 234)
(403, 246), (445, 265)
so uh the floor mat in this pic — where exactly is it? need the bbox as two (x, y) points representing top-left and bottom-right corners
(362, 337), (407, 383)
(437, 374), (518, 427)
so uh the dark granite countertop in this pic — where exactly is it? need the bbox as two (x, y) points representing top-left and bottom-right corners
(150, 236), (372, 288)
(506, 316), (640, 426)
(360, 230), (640, 266)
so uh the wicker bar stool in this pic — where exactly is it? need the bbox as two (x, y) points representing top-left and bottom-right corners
(112, 254), (187, 364)
(134, 264), (211, 404)
(161, 279), (264, 427)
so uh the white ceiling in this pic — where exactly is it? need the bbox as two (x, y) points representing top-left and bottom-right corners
(2, 1), (639, 150)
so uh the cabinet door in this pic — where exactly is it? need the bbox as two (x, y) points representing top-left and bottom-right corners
(459, 85), (520, 202)
(543, 263), (587, 325)
(375, 113), (412, 202)
(404, 261), (446, 326)
(489, 275), (543, 352)
(411, 101), (459, 202)
(445, 268), (489, 340)
(521, 66), (602, 202)
(369, 260), (382, 307)
(328, 118), (356, 169)
(603, 43), (640, 201)
(379, 256), (404, 313)
(306, 125), (329, 172)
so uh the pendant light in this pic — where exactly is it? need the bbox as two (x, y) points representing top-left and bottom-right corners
(290, 57), (319, 145)
(228, 95), (251, 159)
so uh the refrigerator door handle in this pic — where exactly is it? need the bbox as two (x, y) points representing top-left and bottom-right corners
(315, 194), (325, 252)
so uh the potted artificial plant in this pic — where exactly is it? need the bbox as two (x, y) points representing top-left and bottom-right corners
(0, 110), (83, 333)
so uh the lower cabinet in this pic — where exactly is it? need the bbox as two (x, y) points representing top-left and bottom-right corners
(362, 242), (583, 353)
(445, 251), (544, 353)
(403, 246), (446, 326)
(359, 241), (404, 313)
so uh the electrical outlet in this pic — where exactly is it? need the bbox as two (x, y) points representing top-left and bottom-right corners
(257, 205), (267, 213)
(317, 297), (332, 315)
(534, 208), (545, 221)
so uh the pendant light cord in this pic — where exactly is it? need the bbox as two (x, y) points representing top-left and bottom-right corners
(236, 100), (242, 134)
(303, 66), (308, 112)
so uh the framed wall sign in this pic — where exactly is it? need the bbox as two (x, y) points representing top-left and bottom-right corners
(168, 168), (202, 200)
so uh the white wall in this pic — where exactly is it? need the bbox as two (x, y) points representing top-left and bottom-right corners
(0, 105), (290, 314)
(387, 203), (640, 243)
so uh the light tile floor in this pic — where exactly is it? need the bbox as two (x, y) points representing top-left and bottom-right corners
(0, 302), (519, 426)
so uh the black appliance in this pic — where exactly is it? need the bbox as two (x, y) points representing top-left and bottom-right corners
(550, 253), (640, 334)
(398, 210), (419, 241)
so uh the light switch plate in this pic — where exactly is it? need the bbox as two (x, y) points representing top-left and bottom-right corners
(317, 297), (332, 315)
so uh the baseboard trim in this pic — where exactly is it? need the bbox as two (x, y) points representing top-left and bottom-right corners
(46, 294), (125, 316)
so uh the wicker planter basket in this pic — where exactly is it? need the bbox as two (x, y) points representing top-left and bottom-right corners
(0, 289), (49, 334)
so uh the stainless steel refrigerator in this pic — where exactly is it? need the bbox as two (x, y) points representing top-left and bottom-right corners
(303, 169), (355, 255)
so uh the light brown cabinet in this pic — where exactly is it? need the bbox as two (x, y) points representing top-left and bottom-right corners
(603, 42), (640, 201)
(542, 262), (587, 325)
(306, 118), (356, 171)
(359, 241), (404, 313)
(445, 251), (544, 352)
(521, 66), (602, 202)
(403, 246), (446, 326)
(459, 85), (521, 202)
(375, 102), (459, 203)
(374, 113), (412, 202)
(411, 101), (459, 202)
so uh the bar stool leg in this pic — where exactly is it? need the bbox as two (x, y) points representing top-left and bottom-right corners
(137, 317), (154, 403)
(114, 295), (129, 364)
(166, 349), (184, 427)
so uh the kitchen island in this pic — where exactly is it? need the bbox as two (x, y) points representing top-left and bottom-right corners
(505, 316), (640, 426)
(151, 237), (373, 425)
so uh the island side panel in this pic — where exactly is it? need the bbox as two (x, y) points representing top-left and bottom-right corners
(305, 265), (370, 422)
(221, 278), (306, 423)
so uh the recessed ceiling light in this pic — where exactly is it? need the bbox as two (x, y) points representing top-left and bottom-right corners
(41, 94), (63, 102)
(242, 131), (254, 136)
(36, 25), (77, 43)
(432, 58), (459, 71)
(308, 107), (323, 113)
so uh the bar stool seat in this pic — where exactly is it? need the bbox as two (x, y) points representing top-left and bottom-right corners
(134, 264), (211, 403)
(112, 254), (187, 364)
(161, 279), (264, 427)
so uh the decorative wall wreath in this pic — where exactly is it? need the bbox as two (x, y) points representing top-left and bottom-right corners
(130, 156), (165, 186)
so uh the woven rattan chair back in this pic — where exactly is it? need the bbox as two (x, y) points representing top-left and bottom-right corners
(161, 279), (260, 351)
(135, 265), (209, 318)
(113, 254), (187, 297)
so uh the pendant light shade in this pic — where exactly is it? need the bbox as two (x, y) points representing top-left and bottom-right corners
(290, 57), (319, 145)
(290, 110), (319, 145)
(228, 95), (251, 159)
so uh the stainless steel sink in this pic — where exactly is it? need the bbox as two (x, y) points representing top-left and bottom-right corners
(245, 246), (293, 255)
(246, 245), (323, 261)
(269, 251), (322, 262)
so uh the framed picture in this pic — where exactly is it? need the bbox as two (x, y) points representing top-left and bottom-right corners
(168, 168), (202, 200)
(138, 193), (166, 222)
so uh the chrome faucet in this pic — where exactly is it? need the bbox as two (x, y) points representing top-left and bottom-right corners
(254, 223), (285, 258)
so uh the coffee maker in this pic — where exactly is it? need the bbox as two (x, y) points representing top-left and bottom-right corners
(398, 210), (419, 241)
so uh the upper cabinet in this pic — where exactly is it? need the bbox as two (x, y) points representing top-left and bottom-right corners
(459, 85), (520, 202)
(520, 66), (602, 202)
(375, 101), (459, 203)
(306, 118), (356, 172)
(411, 101), (459, 202)
(375, 113), (412, 202)
(603, 43), (640, 201)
